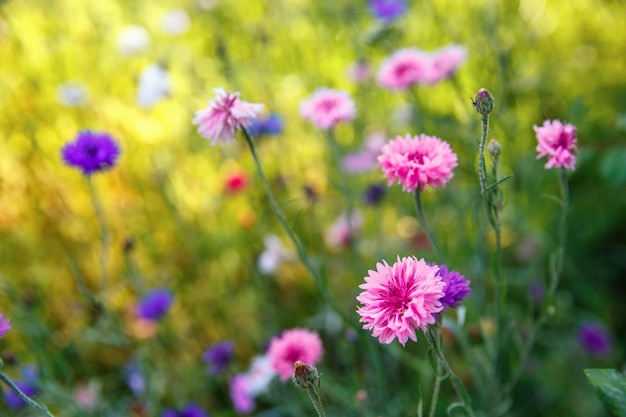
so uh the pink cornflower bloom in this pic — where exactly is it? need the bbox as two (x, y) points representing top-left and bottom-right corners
(356, 256), (445, 346)
(299, 88), (356, 130)
(193, 88), (264, 146)
(533, 119), (578, 170)
(0, 313), (10, 338)
(224, 171), (250, 193)
(325, 211), (363, 249)
(267, 328), (323, 381)
(377, 48), (434, 90)
(378, 133), (458, 192)
(230, 374), (255, 414)
(430, 44), (467, 83)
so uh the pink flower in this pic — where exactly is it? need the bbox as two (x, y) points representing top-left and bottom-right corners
(325, 211), (363, 249)
(224, 171), (250, 193)
(193, 88), (264, 146)
(378, 133), (458, 192)
(299, 88), (356, 129)
(267, 328), (323, 381)
(533, 119), (578, 170)
(356, 256), (445, 346)
(377, 48), (434, 90)
(430, 44), (467, 83)
(342, 132), (386, 173)
(0, 313), (10, 338)
(230, 374), (255, 414)
(345, 61), (372, 83)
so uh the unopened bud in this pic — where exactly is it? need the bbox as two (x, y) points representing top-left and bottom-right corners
(292, 360), (320, 390)
(488, 139), (501, 158)
(472, 88), (495, 115)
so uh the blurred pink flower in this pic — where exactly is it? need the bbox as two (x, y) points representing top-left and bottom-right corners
(193, 88), (264, 146)
(268, 328), (323, 381)
(430, 44), (467, 83)
(325, 211), (363, 248)
(533, 119), (578, 170)
(74, 380), (100, 410)
(230, 374), (255, 414)
(342, 132), (386, 173)
(377, 48), (434, 90)
(299, 88), (356, 129)
(0, 313), (11, 338)
(224, 171), (250, 193)
(356, 256), (445, 346)
(345, 61), (372, 83)
(378, 133), (458, 192)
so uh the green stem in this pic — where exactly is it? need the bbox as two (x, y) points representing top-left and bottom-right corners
(424, 327), (476, 417)
(0, 370), (55, 417)
(413, 189), (445, 262)
(305, 386), (326, 417)
(88, 177), (110, 292)
(428, 328), (446, 417)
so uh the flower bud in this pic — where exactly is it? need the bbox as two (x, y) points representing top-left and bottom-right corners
(292, 360), (320, 390)
(488, 139), (501, 159)
(472, 88), (495, 115)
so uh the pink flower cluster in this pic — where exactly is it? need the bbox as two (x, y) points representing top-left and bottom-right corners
(533, 119), (578, 170)
(357, 256), (445, 346)
(378, 45), (467, 90)
(299, 88), (356, 130)
(378, 133), (458, 192)
(193, 88), (264, 145)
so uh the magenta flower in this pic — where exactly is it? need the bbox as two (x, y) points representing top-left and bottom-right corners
(435, 265), (471, 309)
(61, 130), (121, 176)
(0, 313), (10, 338)
(325, 211), (363, 249)
(377, 48), (434, 90)
(533, 119), (578, 170)
(135, 288), (174, 321)
(578, 322), (612, 357)
(230, 374), (255, 414)
(299, 88), (356, 130)
(267, 328), (323, 381)
(430, 44), (467, 83)
(378, 133), (458, 192)
(357, 256), (445, 346)
(193, 88), (264, 146)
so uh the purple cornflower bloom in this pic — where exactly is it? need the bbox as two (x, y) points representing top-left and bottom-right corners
(0, 313), (11, 338)
(436, 265), (471, 309)
(369, 0), (407, 21)
(4, 367), (38, 410)
(61, 130), (121, 176)
(162, 403), (210, 417)
(363, 184), (386, 205)
(123, 361), (145, 395)
(578, 322), (612, 357)
(136, 288), (174, 321)
(247, 113), (283, 137)
(202, 341), (235, 375)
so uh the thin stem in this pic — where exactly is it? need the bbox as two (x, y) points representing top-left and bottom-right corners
(424, 327), (476, 417)
(428, 328), (446, 417)
(413, 189), (445, 262)
(88, 177), (110, 292)
(0, 370), (55, 417)
(305, 386), (327, 417)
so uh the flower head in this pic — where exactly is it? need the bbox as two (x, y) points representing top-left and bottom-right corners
(224, 171), (250, 193)
(377, 48), (434, 90)
(378, 133), (458, 192)
(258, 234), (288, 275)
(136, 64), (170, 108)
(248, 113), (283, 137)
(123, 361), (145, 396)
(369, 0), (408, 21)
(578, 322), (612, 357)
(135, 288), (174, 321)
(533, 119), (578, 170)
(299, 88), (356, 130)
(161, 9), (190, 36)
(268, 328), (323, 381)
(61, 131), (121, 176)
(356, 256), (445, 346)
(162, 403), (210, 417)
(363, 183), (386, 205)
(202, 341), (235, 375)
(193, 88), (264, 145)
(117, 25), (150, 55)
(325, 211), (363, 249)
(230, 374), (255, 414)
(472, 88), (495, 115)
(435, 265), (471, 309)
(245, 354), (277, 396)
(430, 44), (467, 82)
(292, 361), (320, 390)
(0, 313), (11, 338)
(4, 367), (38, 410)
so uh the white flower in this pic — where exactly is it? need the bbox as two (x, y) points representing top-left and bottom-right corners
(117, 25), (150, 55)
(57, 82), (88, 107)
(257, 234), (286, 274)
(245, 355), (276, 397)
(161, 9), (190, 35)
(136, 64), (170, 108)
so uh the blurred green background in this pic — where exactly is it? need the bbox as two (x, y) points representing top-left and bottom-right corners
(0, 0), (625, 416)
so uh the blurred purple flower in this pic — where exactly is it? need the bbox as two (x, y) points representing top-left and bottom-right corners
(0, 313), (11, 338)
(528, 282), (545, 302)
(578, 322), (612, 357)
(230, 374), (255, 414)
(363, 183), (386, 205)
(369, 0), (407, 21)
(61, 130), (121, 176)
(162, 403), (210, 417)
(136, 288), (174, 321)
(202, 341), (234, 375)
(436, 265), (471, 309)
(123, 360), (145, 396)
(4, 367), (38, 410)
(247, 113), (283, 137)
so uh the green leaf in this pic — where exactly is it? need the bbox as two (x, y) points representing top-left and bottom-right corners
(584, 369), (626, 417)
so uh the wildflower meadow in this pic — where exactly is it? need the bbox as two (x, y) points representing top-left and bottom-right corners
(1, 0), (626, 416)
